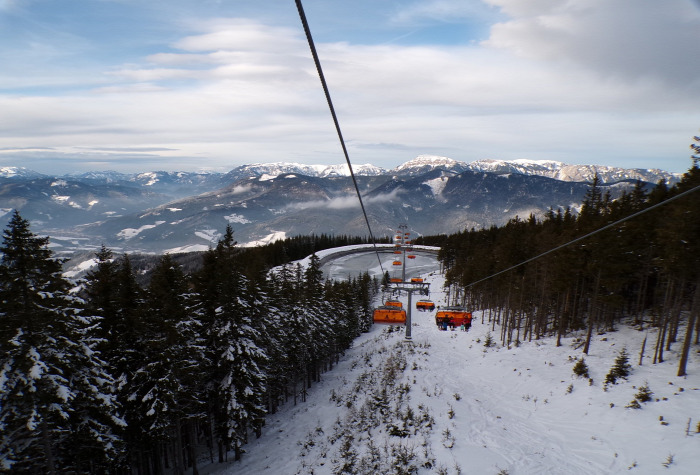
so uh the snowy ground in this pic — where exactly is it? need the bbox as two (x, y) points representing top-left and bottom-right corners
(205, 252), (699, 475)
(317, 245), (439, 282)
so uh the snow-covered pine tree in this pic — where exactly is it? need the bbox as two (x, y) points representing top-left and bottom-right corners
(261, 271), (291, 414)
(82, 250), (146, 471)
(195, 226), (268, 462)
(0, 211), (122, 473)
(134, 254), (206, 474)
(303, 254), (334, 384)
(356, 272), (378, 333)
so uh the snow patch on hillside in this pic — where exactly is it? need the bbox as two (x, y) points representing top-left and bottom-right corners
(63, 258), (99, 278)
(117, 221), (165, 240)
(224, 213), (251, 224)
(423, 176), (448, 196)
(242, 231), (286, 247)
(164, 244), (210, 254)
(195, 229), (220, 242)
(136, 172), (159, 186)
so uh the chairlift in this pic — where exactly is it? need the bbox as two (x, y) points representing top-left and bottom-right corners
(373, 306), (407, 324)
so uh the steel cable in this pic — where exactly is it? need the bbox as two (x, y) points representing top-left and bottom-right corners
(295, 0), (386, 275)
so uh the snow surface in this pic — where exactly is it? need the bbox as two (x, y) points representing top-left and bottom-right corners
(117, 221), (165, 240)
(206, 250), (700, 475)
(242, 231), (287, 247)
(423, 176), (449, 196)
(195, 229), (221, 243)
(394, 155), (460, 172)
(163, 243), (211, 254)
(0, 166), (22, 177)
(224, 213), (251, 224)
(136, 172), (159, 186)
(63, 258), (99, 278)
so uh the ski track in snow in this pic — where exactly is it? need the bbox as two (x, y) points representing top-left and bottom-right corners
(206, 250), (700, 475)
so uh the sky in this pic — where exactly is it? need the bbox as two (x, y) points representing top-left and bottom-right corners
(1, 0), (699, 175)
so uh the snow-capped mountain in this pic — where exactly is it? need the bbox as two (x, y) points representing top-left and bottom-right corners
(467, 158), (680, 185)
(70, 169), (645, 254)
(224, 162), (387, 182)
(0, 166), (46, 179)
(0, 157), (685, 254)
(391, 155), (470, 176)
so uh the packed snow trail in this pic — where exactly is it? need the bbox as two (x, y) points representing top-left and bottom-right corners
(207, 270), (700, 475)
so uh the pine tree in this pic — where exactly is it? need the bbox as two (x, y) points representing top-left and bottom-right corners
(572, 358), (590, 379)
(134, 254), (205, 474)
(195, 226), (268, 462)
(605, 347), (632, 387)
(0, 211), (122, 472)
(82, 251), (145, 471)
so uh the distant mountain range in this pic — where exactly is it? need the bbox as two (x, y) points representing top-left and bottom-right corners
(0, 157), (682, 255)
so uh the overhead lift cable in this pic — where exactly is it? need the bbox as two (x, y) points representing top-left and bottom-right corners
(464, 181), (700, 289)
(295, 0), (386, 275)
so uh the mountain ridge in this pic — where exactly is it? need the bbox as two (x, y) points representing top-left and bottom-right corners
(1, 156), (681, 185)
(0, 158), (684, 254)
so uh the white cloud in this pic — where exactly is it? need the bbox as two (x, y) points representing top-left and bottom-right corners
(285, 190), (403, 212)
(483, 0), (700, 88)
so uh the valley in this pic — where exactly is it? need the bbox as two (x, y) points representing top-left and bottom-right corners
(0, 157), (680, 255)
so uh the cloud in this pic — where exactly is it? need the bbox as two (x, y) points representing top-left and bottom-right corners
(1, 5), (698, 175)
(285, 190), (403, 212)
(231, 184), (253, 195)
(482, 0), (700, 88)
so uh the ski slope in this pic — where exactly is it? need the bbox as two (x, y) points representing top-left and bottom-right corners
(207, 254), (700, 475)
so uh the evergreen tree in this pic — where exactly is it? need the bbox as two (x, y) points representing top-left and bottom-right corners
(135, 254), (205, 473)
(605, 347), (632, 387)
(0, 211), (122, 472)
(195, 226), (268, 462)
(83, 252), (145, 471)
(691, 132), (700, 167)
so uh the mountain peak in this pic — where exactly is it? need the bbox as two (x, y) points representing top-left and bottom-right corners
(394, 155), (463, 170)
(392, 155), (469, 176)
(0, 166), (45, 179)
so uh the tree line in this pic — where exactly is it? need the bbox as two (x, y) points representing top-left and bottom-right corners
(0, 216), (378, 474)
(431, 160), (700, 376)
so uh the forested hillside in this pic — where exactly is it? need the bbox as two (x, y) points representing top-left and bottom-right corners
(0, 215), (379, 473)
(430, 162), (700, 377)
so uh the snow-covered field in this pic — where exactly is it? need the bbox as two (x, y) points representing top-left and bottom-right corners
(205, 260), (700, 475)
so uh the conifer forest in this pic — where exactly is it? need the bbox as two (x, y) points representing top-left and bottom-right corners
(0, 216), (378, 473)
(429, 163), (700, 377)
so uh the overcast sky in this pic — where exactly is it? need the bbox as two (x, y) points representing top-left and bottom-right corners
(1, 0), (699, 175)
